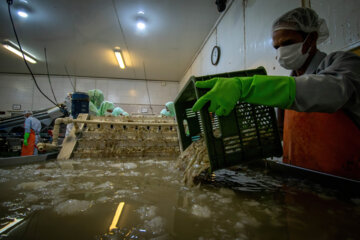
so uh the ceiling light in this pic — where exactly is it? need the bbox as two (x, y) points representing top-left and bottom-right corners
(137, 10), (144, 15)
(137, 21), (146, 30)
(114, 50), (125, 69)
(17, 10), (28, 18)
(3, 41), (36, 64)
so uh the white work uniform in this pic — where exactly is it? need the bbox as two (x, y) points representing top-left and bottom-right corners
(291, 50), (360, 127)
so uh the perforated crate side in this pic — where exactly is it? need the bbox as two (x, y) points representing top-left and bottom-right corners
(174, 78), (203, 151)
(193, 67), (283, 171)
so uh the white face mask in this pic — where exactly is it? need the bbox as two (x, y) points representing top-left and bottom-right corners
(277, 40), (310, 70)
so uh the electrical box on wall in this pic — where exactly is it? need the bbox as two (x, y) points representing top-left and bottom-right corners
(12, 104), (21, 110)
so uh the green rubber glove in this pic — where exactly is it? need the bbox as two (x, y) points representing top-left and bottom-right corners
(24, 132), (30, 146)
(192, 75), (296, 116)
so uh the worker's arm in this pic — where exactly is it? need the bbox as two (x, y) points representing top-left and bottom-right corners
(23, 118), (31, 146)
(290, 52), (360, 116)
(192, 52), (360, 120)
(192, 75), (295, 116)
(24, 118), (31, 133)
(23, 132), (30, 146)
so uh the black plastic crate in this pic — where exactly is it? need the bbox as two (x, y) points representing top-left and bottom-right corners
(174, 67), (282, 172)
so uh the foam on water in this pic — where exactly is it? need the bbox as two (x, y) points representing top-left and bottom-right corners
(54, 199), (93, 216)
(17, 181), (50, 190)
(191, 204), (211, 218)
(144, 216), (165, 234)
(0, 157), (359, 240)
(137, 206), (157, 220)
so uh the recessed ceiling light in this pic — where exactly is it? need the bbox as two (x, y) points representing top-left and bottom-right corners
(114, 50), (126, 69)
(17, 10), (28, 18)
(137, 11), (144, 15)
(137, 21), (146, 30)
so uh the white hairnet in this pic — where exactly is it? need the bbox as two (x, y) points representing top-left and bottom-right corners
(272, 7), (329, 44)
(24, 110), (33, 115)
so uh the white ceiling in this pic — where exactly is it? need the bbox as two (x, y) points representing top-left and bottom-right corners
(0, 0), (220, 81)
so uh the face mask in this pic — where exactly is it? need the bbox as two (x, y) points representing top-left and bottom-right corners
(277, 38), (310, 70)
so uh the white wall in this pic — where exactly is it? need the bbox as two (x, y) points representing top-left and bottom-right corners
(180, 0), (360, 89)
(312, 0), (360, 52)
(0, 74), (178, 114)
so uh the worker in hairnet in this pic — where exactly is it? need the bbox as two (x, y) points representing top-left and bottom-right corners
(192, 7), (360, 180)
(160, 101), (176, 117)
(99, 101), (115, 116)
(21, 110), (42, 156)
(160, 108), (170, 116)
(64, 92), (74, 137)
(64, 92), (72, 116)
(112, 107), (129, 116)
(88, 89), (104, 116)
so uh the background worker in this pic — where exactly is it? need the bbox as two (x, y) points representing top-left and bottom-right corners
(192, 7), (360, 180)
(21, 110), (42, 156)
(88, 89), (104, 116)
(160, 101), (176, 117)
(112, 107), (129, 116)
(98, 101), (115, 116)
(64, 92), (74, 137)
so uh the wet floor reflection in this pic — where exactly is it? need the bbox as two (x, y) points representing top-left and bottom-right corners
(0, 158), (359, 240)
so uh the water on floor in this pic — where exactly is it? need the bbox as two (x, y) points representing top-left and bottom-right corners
(0, 158), (359, 240)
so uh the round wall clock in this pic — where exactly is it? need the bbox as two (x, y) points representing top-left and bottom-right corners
(211, 46), (220, 65)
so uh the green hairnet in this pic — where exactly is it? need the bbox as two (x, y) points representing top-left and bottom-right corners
(88, 89), (104, 109)
(165, 102), (175, 117)
(160, 108), (171, 117)
(272, 7), (329, 44)
(98, 101), (115, 116)
(112, 107), (127, 116)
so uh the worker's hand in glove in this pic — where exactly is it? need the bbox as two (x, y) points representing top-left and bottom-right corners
(192, 77), (248, 116)
(23, 132), (30, 146)
(192, 75), (296, 116)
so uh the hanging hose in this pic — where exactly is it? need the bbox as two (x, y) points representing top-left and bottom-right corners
(143, 62), (154, 114)
(64, 65), (76, 92)
(44, 48), (58, 104)
(6, 0), (57, 106)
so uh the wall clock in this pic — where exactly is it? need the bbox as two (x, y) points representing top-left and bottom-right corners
(211, 46), (220, 65)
